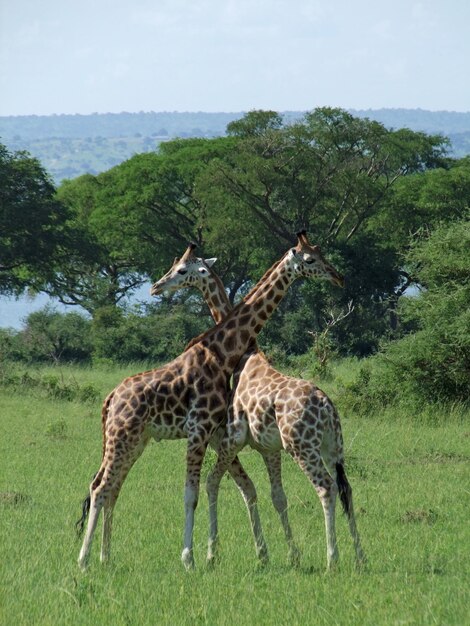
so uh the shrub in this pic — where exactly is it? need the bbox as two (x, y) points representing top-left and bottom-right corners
(344, 218), (470, 409)
(0, 364), (100, 403)
(8, 306), (93, 363)
(92, 302), (209, 363)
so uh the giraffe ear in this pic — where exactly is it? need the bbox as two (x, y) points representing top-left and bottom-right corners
(204, 257), (217, 267)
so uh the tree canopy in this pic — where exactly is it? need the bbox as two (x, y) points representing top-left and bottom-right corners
(2, 107), (467, 370)
(0, 145), (69, 295)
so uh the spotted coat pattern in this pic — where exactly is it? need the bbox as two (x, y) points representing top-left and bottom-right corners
(152, 240), (365, 569)
(78, 232), (357, 571)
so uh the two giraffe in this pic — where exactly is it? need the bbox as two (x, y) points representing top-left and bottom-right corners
(151, 240), (365, 569)
(77, 232), (364, 571)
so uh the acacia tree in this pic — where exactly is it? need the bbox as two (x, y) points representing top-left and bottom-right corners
(45, 110), (451, 356)
(200, 108), (449, 354)
(52, 138), (245, 315)
(220, 108), (447, 245)
(0, 144), (69, 294)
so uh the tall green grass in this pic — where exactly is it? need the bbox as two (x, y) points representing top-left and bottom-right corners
(1, 362), (469, 625)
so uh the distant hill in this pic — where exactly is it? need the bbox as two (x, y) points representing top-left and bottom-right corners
(1, 109), (469, 184)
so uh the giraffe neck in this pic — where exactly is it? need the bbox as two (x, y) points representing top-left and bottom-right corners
(200, 269), (233, 323)
(201, 252), (294, 373)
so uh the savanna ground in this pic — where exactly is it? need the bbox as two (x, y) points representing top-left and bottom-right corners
(1, 361), (469, 626)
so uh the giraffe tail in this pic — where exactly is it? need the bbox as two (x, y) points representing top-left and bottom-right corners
(335, 462), (352, 518)
(75, 392), (113, 537)
(327, 405), (353, 518)
(75, 484), (93, 536)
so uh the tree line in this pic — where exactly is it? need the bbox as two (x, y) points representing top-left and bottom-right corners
(1, 108), (469, 404)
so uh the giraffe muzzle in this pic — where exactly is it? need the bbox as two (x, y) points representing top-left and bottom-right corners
(150, 283), (163, 296)
(332, 273), (345, 288)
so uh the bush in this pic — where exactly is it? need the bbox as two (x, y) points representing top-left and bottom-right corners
(92, 302), (210, 363)
(0, 365), (100, 403)
(6, 306), (93, 363)
(344, 218), (470, 409)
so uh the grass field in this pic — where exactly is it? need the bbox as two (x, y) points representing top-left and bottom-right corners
(1, 362), (469, 625)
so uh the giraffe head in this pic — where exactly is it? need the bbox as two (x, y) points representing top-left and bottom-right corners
(150, 243), (217, 296)
(287, 230), (344, 287)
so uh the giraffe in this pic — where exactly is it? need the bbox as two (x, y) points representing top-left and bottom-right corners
(77, 231), (346, 571)
(151, 241), (365, 570)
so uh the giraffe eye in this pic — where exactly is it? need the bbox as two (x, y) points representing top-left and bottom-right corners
(178, 269), (187, 275)
(305, 258), (316, 265)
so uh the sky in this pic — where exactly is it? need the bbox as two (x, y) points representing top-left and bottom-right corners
(1, 0), (469, 116)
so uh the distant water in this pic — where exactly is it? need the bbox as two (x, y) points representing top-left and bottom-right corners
(0, 284), (153, 330)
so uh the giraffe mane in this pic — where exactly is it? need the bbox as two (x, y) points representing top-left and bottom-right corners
(205, 263), (232, 310)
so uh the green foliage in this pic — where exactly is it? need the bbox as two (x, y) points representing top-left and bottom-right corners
(12, 306), (93, 363)
(0, 144), (70, 294)
(2, 110), (468, 367)
(91, 302), (209, 363)
(0, 364), (100, 403)
(51, 108), (448, 330)
(373, 156), (470, 247)
(343, 218), (470, 407)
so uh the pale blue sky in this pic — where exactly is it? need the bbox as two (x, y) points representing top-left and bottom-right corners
(1, 0), (469, 115)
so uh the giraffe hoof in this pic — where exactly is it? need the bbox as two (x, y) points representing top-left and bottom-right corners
(77, 558), (89, 572)
(288, 546), (301, 568)
(206, 554), (218, 570)
(257, 548), (269, 568)
(355, 554), (368, 572)
(181, 548), (195, 571)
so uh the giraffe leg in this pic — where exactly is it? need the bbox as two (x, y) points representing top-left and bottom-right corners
(78, 436), (148, 570)
(100, 469), (128, 564)
(181, 439), (208, 570)
(262, 451), (300, 567)
(288, 449), (339, 570)
(78, 487), (102, 571)
(206, 438), (268, 566)
(100, 497), (115, 564)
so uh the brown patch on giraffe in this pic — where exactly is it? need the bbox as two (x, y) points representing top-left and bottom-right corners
(211, 343), (225, 364)
(224, 334), (236, 352)
(273, 277), (285, 291)
(163, 413), (174, 426)
(186, 371), (195, 385)
(209, 393), (225, 411)
(239, 329), (250, 344)
(215, 330), (225, 343)
(228, 355), (241, 369)
(239, 313), (251, 326)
